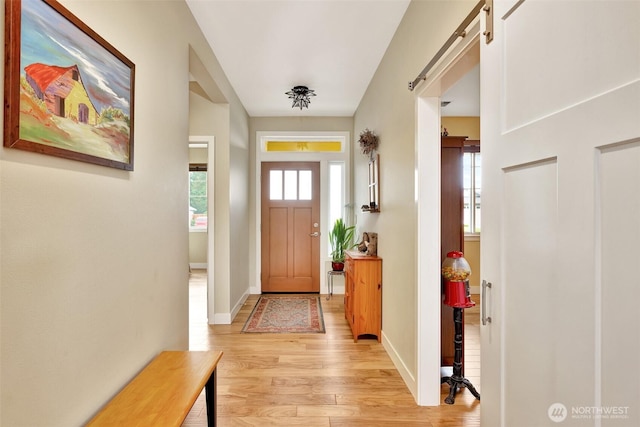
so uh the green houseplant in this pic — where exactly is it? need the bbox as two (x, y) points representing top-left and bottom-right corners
(329, 218), (355, 271)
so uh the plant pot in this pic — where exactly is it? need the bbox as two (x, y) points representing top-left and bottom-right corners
(331, 261), (344, 271)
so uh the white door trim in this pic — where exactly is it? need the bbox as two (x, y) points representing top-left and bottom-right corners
(414, 21), (480, 406)
(254, 131), (351, 296)
(189, 135), (216, 324)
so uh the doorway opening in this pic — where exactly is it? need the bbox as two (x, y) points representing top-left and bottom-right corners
(188, 136), (215, 328)
(415, 22), (480, 405)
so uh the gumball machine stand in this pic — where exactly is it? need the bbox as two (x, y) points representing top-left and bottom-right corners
(440, 251), (481, 404)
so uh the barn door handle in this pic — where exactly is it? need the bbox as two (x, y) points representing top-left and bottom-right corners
(309, 232), (320, 237)
(483, 0), (494, 44)
(481, 280), (492, 325)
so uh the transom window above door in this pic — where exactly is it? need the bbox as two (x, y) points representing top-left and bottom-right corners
(269, 169), (312, 200)
(260, 136), (345, 153)
(265, 140), (342, 152)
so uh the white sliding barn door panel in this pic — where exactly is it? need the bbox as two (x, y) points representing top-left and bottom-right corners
(599, 142), (640, 425)
(503, 159), (559, 427)
(481, 1), (640, 426)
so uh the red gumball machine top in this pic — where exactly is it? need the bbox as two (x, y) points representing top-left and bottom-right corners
(441, 251), (471, 282)
(442, 251), (475, 308)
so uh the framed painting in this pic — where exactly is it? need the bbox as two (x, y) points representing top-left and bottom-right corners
(4, 0), (135, 170)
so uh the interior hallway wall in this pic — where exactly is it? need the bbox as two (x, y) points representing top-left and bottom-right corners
(0, 1), (249, 425)
(189, 44), (251, 322)
(190, 92), (250, 322)
(353, 0), (478, 395)
(441, 116), (480, 140)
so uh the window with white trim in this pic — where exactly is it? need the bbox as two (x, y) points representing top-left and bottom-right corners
(189, 164), (207, 231)
(268, 169), (313, 200)
(328, 161), (345, 254)
(463, 150), (481, 234)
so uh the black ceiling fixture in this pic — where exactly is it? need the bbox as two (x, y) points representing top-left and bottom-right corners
(285, 86), (316, 110)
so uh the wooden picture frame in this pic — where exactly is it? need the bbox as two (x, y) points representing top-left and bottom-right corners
(4, 0), (135, 170)
(367, 154), (380, 212)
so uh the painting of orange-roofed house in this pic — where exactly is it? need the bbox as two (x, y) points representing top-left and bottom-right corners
(4, 0), (135, 170)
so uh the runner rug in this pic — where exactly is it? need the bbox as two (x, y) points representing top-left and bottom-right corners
(242, 295), (325, 333)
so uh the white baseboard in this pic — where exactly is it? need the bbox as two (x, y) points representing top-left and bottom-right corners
(212, 312), (230, 325)
(211, 291), (249, 325)
(230, 292), (249, 322)
(328, 284), (345, 296)
(381, 331), (417, 399)
(189, 263), (207, 270)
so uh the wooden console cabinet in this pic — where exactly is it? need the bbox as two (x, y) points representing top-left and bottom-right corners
(344, 251), (382, 342)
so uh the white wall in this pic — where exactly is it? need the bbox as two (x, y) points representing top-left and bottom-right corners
(0, 0), (249, 425)
(229, 142), (250, 308)
(353, 0), (477, 396)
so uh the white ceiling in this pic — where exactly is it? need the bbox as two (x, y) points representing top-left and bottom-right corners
(441, 64), (479, 117)
(186, 0), (479, 118)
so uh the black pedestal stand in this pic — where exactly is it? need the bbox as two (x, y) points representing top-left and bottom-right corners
(441, 307), (481, 404)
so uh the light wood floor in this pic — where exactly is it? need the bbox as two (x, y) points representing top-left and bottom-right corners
(183, 270), (480, 426)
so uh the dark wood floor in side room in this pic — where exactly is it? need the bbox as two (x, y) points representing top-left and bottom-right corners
(183, 270), (480, 427)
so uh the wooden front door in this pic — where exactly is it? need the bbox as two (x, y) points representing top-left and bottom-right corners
(481, 1), (640, 426)
(261, 162), (320, 292)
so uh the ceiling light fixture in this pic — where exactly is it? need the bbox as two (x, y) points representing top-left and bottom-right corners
(285, 85), (316, 110)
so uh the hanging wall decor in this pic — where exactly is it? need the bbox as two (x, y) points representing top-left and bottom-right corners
(358, 128), (379, 160)
(4, 0), (135, 170)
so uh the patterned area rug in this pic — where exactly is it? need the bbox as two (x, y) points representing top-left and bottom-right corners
(242, 295), (325, 333)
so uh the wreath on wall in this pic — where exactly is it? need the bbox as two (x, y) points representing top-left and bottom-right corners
(358, 128), (379, 158)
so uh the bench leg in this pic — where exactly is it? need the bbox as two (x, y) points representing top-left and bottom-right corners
(205, 369), (217, 427)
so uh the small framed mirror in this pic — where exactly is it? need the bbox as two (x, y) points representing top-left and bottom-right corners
(365, 154), (380, 212)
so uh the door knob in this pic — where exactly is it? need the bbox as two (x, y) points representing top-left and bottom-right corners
(309, 232), (320, 237)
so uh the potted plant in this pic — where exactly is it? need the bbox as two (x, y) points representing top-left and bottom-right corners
(329, 218), (355, 271)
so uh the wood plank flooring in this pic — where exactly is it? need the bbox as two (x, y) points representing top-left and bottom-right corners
(183, 270), (480, 426)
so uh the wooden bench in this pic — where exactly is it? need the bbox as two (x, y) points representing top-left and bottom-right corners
(87, 350), (223, 426)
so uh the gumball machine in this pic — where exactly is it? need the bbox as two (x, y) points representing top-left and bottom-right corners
(440, 251), (480, 404)
(442, 251), (475, 308)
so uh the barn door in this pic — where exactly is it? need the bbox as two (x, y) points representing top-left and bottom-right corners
(481, 1), (640, 426)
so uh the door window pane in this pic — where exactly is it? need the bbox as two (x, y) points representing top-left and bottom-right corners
(270, 170), (283, 200)
(299, 170), (312, 200)
(284, 170), (297, 200)
(270, 169), (314, 201)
